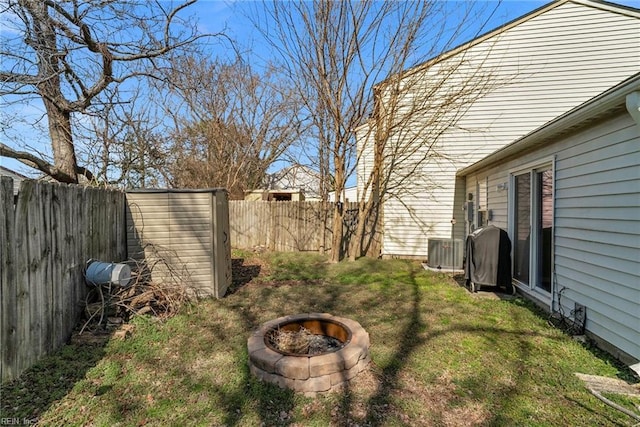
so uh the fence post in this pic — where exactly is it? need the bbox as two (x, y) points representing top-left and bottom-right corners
(0, 177), (16, 382)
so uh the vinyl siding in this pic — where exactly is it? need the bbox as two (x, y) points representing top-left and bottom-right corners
(356, 124), (375, 200)
(463, 111), (640, 360)
(126, 190), (231, 298)
(0, 167), (26, 196)
(365, 0), (640, 257)
(553, 116), (639, 360)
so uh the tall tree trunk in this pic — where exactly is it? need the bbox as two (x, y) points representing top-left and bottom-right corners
(331, 202), (343, 263)
(350, 165), (381, 260)
(331, 158), (345, 262)
(29, 0), (78, 183)
(351, 89), (386, 260)
(350, 198), (369, 261)
(42, 97), (78, 183)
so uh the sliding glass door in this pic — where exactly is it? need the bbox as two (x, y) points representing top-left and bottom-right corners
(536, 169), (553, 293)
(513, 173), (531, 285)
(512, 165), (553, 293)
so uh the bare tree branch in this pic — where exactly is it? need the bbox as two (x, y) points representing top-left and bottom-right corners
(248, 0), (504, 261)
(0, 141), (94, 182)
(1, 0), (212, 183)
(157, 56), (305, 198)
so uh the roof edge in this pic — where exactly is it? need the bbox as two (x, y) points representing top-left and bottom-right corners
(379, 0), (640, 89)
(0, 165), (29, 179)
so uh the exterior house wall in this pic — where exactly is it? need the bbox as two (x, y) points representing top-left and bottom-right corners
(461, 107), (640, 362)
(266, 165), (321, 200)
(328, 186), (358, 202)
(358, 0), (640, 258)
(244, 189), (305, 201)
(0, 166), (27, 196)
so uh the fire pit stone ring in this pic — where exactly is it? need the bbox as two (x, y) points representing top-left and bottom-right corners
(247, 313), (370, 395)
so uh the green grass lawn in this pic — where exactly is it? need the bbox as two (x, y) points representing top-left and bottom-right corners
(2, 251), (638, 426)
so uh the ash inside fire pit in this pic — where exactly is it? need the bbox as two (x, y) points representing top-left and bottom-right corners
(269, 327), (344, 355)
(308, 334), (343, 354)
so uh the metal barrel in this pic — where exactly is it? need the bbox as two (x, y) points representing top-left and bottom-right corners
(86, 261), (132, 287)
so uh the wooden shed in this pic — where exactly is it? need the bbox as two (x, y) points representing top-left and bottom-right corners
(126, 189), (231, 298)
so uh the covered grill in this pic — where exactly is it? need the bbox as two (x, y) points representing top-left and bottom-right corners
(464, 225), (514, 294)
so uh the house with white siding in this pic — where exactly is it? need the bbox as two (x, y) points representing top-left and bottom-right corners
(457, 73), (640, 364)
(264, 165), (322, 200)
(357, 0), (640, 260)
(0, 165), (27, 196)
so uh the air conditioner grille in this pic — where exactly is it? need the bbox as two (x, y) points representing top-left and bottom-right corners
(427, 238), (464, 269)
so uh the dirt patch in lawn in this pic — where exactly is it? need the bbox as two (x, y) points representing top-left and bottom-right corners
(229, 255), (269, 292)
(230, 254), (325, 292)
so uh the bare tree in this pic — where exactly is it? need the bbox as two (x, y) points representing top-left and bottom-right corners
(0, 0), (209, 183)
(352, 51), (503, 260)
(75, 84), (170, 188)
(160, 56), (304, 199)
(250, 0), (500, 261)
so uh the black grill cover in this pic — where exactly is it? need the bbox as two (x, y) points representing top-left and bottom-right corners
(464, 225), (512, 292)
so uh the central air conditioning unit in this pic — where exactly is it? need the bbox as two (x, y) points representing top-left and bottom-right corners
(427, 238), (464, 270)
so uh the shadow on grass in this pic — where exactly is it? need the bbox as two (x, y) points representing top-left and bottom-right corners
(364, 268), (426, 426)
(453, 272), (638, 384)
(223, 263), (547, 426)
(0, 338), (108, 421)
(165, 360), (297, 427)
(451, 272), (515, 300)
(224, 262), (343, 426)
(227, 258), (261, 295)
(351, 271), (524, 425)
(191, 254), (350, 426)
(7, 256), (633, 426)
(329, 268), (604, 426)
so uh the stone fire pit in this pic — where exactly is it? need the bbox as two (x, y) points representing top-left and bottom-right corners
(247, 313), (370, 395)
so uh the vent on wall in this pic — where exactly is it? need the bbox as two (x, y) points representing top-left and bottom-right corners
(427, 238), (464, 270)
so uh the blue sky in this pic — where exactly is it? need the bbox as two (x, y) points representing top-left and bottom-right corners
(191, 0), (640, 60)
(2, 0), (639, 178)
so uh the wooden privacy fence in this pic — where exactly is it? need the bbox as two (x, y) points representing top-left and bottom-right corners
(1, 178), (126, 383)
(229, 201), (381, 258)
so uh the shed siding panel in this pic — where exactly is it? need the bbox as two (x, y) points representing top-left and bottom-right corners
(126, 191), (231, 298)
(368, 1), (640, 257)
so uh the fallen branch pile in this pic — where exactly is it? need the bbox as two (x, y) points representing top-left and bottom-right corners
(80, 244), (195, 334)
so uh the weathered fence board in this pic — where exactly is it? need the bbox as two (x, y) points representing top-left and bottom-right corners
(229, 201), (381, 258)
(1, 178), (126, 383)
(1, 177), (17, 381)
